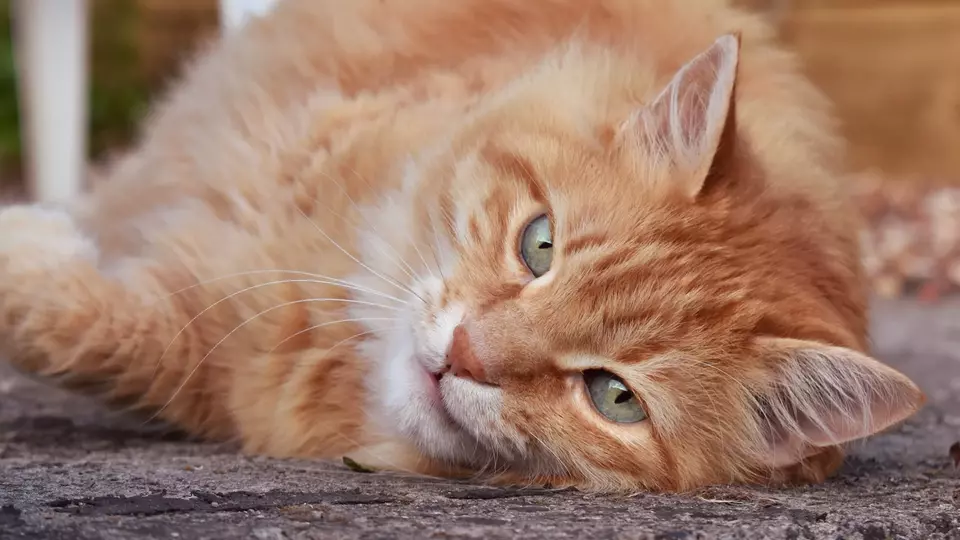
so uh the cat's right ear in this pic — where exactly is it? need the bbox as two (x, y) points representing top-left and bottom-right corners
(751, 337), (925, 468)
(616, 34), (741, 199)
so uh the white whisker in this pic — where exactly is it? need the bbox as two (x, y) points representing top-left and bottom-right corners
(151, 278), (405, 378)
(293, 205), (420, 301)
(398, 193), (437, 281)
(267, 317), (400, 355)
(327, 167), (423, 283)
(304, 184), (421, 288)
(147, 296), (403, 422)
(286, 324), (425, 476)
(160, 269), (408, 305)
(426, 206), (448, 281)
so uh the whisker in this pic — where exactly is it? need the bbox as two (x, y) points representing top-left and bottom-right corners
(146, 296), (404, 422)
(151, 279), (404, 379)
(304, 166), (427, 302)
(293, 205), (421, 301)
(305, 191), (428, 305)
(426, 206), (448, 282)
(326, 167), (423, 283)
(394, 186), (438, 283)
(261, 320), (428, 477)
(305, 184), (420, 287)
(266, 317), (400, 355)
(338, 164), (439, 282)
(160, 270), (408, 305)
(286, 324), (423, 475)
(406, 229), (435, 282)
(434, 153), (461, 254)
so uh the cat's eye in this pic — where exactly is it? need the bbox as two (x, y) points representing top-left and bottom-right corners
(520, 214), (553, 277)
(584, 370), (648, 424)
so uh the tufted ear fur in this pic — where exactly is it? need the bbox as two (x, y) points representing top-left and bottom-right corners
(753, 337), (925, 468)
(620, 33), (740, 198)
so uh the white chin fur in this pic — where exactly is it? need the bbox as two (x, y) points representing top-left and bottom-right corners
(351, 281), (482, 465)
(351, 275), (528, 468)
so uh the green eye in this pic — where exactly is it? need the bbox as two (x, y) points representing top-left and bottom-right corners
(520, 214), (553, 277)
(584, 370), (648, 424)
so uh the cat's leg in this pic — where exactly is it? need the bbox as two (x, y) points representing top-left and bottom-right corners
(0, 202), (438, 466)
(0, 203), (233, 438)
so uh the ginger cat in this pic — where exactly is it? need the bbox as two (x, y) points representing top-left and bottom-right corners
(0, 0), (924, 492)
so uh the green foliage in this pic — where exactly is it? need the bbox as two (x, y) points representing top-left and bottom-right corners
(88, 0), (150, 157)
(0, 0), (20, 170)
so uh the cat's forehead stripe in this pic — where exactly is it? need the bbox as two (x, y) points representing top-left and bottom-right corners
(563, 232), (609, 254)
(479, 143), (546, 205)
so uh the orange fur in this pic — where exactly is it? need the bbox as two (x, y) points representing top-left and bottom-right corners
(0, 0), (924, 492)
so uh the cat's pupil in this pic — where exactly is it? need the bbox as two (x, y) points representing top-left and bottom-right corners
(613, 391), (632, 405)
(538, 241), (552, 250)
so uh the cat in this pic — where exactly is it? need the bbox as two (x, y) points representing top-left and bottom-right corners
(0, 0), (925, 492)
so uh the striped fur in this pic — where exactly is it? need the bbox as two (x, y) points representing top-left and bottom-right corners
(0, 0), (923, 492)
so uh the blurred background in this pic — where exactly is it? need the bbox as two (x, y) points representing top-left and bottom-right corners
(0, 0), (957, 298)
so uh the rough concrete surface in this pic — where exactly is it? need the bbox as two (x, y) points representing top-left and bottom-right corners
(1, 298), (958, 539)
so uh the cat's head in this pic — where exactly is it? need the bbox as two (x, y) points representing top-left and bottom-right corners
(350, 34), (924, 491)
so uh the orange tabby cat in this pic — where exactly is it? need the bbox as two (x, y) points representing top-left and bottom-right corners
(0, 0), (924, 492)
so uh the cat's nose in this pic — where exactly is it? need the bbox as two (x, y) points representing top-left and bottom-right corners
(445, 324), (488, 384)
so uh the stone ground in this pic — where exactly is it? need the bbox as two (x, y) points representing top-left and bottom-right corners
(1, 298), (958, 540)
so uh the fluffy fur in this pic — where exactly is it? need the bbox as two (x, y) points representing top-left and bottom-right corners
(0, 0), (924, 492)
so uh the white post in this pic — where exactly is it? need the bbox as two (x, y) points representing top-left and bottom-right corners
(219, 0), (278, 32)
(14, 0), (89, 203)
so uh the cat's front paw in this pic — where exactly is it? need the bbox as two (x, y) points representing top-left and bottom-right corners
(0, 205), (98, 275)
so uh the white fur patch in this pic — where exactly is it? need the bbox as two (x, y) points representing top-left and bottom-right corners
(0, 205), (98, 274)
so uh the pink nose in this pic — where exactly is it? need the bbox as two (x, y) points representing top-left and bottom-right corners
(446, 324), (487, 383)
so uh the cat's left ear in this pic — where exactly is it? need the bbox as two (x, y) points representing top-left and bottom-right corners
(752, 337), (925, 468)
(620, 33), (740, 199)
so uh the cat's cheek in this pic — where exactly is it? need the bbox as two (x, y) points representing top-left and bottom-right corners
(370, 351), (482, 464)
(439, 377), (527, 458)
(362, 329), (447, 422)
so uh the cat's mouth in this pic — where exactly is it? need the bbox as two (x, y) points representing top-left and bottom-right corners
(398, 302), (506, 466)
(421, 366), (461, 427)
(421, 362), (493, 442)
(421, 366), (444, 405)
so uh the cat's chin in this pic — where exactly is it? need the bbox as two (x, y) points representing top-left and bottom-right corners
(396, 374), (490, 466)
(363, 331), (485, 466)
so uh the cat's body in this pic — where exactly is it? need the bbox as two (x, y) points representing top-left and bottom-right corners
(0, 0), (923, 492)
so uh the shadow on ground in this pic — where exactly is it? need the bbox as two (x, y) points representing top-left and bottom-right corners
(1, 298), (959, 539)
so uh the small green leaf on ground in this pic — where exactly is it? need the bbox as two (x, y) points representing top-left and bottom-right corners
(342, 456), (377, 473)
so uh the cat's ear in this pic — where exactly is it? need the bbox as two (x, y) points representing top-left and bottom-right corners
(621, 33), (740, 199)
(752, 337), (925, 468)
